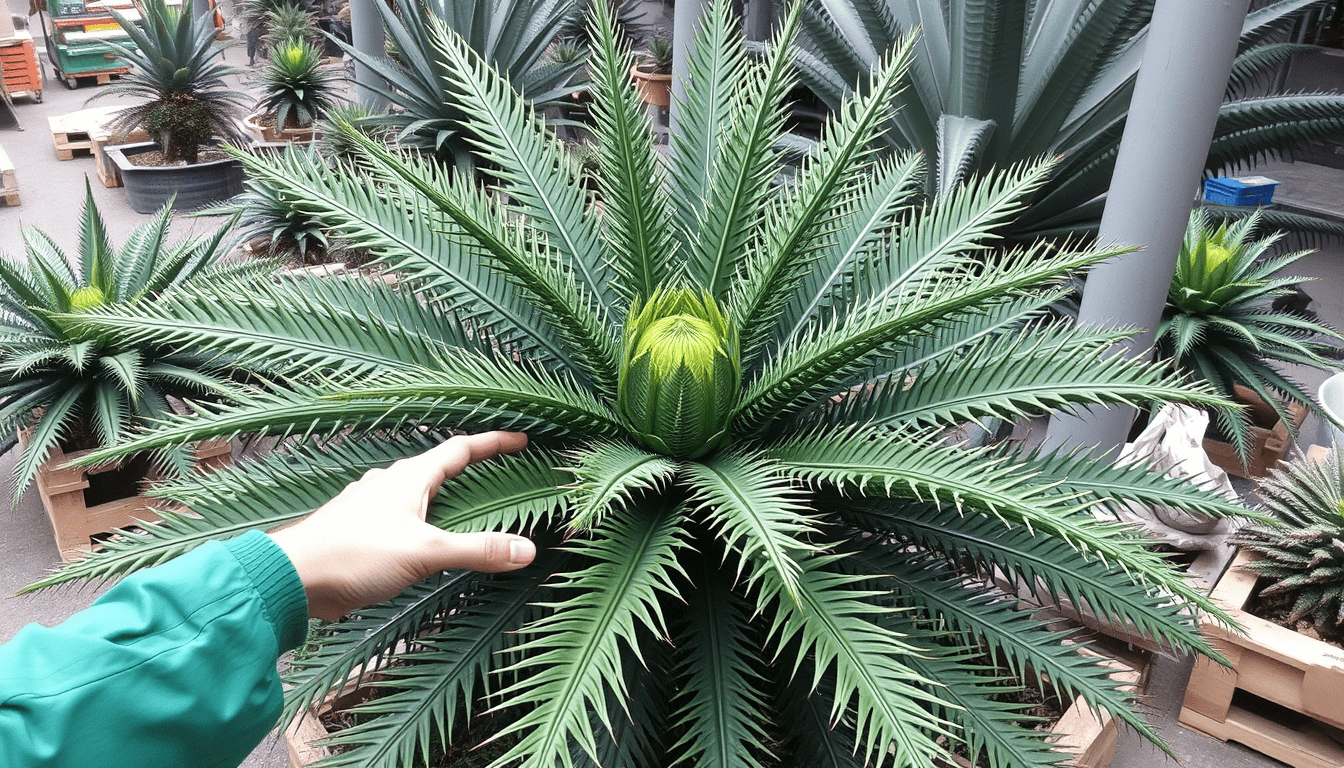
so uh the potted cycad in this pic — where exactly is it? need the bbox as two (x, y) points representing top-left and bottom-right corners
(38, 3), (1244, 766)
(1158, 209), (1341, 478)
(1180, 446), (1344, 767)
(0, 183), (251, 560)
(631, 36), (673, 107)
(97, 0), (250, 213)
(242, 38), (342, 144)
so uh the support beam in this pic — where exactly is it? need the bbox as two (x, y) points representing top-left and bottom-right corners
(191, 0), (209, 23)
(744, 0), (772, 41)
(348, 0), (388, 111)
(669, 0), (708, 136)
(1044, 0), (1252, 457)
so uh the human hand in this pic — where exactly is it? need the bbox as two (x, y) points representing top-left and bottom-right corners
(268, 431), (537, 620)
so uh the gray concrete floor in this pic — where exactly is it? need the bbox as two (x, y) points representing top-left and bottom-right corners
(0, 3), (1340, 766)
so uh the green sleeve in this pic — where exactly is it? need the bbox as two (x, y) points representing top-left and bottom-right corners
(0, 530), (308, 768)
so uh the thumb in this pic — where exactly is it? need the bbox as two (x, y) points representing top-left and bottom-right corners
(418, 531), (537, 575)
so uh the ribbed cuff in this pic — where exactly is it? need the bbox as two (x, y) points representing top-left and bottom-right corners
(222, 530), (309, 654)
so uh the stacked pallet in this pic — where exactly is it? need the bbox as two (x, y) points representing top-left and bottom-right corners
(49, 105), (127, 160)
(0, 142), (18, 206)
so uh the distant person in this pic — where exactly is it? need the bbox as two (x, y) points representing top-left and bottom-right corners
(0, 431), (537, 768)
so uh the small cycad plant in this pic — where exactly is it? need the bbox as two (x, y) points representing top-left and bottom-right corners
(1235, 446), (1344, 629)
(1158, 209), (1340, 461)
(41, 3), (1244, 767)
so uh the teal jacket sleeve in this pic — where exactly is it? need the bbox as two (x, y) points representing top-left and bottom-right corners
(0, 531), (308, 768)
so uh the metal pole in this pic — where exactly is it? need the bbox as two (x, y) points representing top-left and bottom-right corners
(744, 0), (771, 41)
(1044, 0), (1252, 457)
(348, 0), (388, 111)
(669, 0), (708, 136)
(192, 0), (209, 22)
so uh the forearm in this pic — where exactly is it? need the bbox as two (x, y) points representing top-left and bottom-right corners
(0, 532), (308, 768)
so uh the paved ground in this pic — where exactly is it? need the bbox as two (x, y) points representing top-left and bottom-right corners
(0, 2), (1341, 766)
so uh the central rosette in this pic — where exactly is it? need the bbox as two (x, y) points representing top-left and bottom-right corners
(618, 288), (740, 458)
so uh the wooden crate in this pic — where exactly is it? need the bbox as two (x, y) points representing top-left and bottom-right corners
(0, 32), (42, 101)
(1178, 549), (1344, 768)
(1203, 385), (1309, 479)
(0, 142), (18, 206)
(88, 125), (148, 187)
(27, 437), (232, 562)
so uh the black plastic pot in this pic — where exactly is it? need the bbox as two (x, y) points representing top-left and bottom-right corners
(107, 141), (246, 213)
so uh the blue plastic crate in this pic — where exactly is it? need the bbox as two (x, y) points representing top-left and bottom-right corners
(1203, 176), (1279, 206)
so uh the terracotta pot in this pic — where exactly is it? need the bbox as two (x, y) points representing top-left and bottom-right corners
(630, 64), (672, 108)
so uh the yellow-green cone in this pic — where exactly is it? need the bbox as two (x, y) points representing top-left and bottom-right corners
(69, 286), (106, 312)
(618, 288), (740, 457)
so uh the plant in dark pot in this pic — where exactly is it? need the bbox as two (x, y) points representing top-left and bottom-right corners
(243, 38), (342, 143)
(96, 0), (251, 213)
(1158, 209), (1342, 477)
(38, 3), (1246, 765)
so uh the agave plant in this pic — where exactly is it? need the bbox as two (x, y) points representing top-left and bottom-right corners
(798, 0), (1344, 240)
(41, 3), (1245, 767)
(0, 183), (256, 496)
(1158, 208), (1341, 461)
(338, 0), (587, 166)
(1234, 445), (1344, 628)
(262, 1), (324, 50)
(98, 0), (248, 164)
(255, 38), (342, 131)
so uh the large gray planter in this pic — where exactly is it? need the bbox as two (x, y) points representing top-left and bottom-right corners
(107, 141), (246, 213)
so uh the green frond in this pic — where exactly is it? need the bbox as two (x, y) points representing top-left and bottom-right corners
(758, 552), (949, 768)
(63, 274), (471, 380)
(428, 448), (572, 533)
(668, 0), (749, 248)
(563, 440), (680, 531)
(28, 436), (440, 591)
(491, 505), (689, 767)
(836, 498), (1222, 658)
(423, 14), (610, 307)
(1228, 42), (1321, 98)
(669, 554), (772, 768)
(587, 0), (675, 304)
(773, 150), (926, 349)
(284, 570), (486, 725)
(227, 146), (575, 371)
(770, 668), (864, 768)
(814, 323), (1228, 430)
(311, 566), (551, 768)
(732, 30), (917, 362)
(1210, 94), (1344, 172)
(79, 353), (626, 465)
(335, 128), (620, 395)
(771, 426), (1225, 629)
(685, 3), (803, 299)
(848, 542), (1163, 758)
(684, 451), (819, 600)
(77, 180), (116, 298)
(734, 242), (1112, 434)
(12, 383), (86, 500)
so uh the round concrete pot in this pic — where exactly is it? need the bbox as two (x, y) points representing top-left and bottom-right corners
(106, 141), (246, 213)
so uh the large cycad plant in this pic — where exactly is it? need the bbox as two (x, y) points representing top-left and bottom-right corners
(799, 0), (1344, 239)
(43, 4), (1244, 767)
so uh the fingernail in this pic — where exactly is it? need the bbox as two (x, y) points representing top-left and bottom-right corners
(509, 538), (536, 564)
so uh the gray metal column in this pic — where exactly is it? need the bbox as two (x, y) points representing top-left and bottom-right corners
(744, 0), (771, 41)
(348, 0), (388, 111)
(1044, 0), (1252, 457)
(192, 0), (209, 22)
(669, 0), (709, 136)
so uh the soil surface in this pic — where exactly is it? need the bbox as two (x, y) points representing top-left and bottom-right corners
(126, 148), (234, 167)
(1248, 585), (1344, 647)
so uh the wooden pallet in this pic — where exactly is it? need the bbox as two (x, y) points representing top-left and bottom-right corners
(88, 126), (147, 187)
(1203, 385), (1309, 479)
(1179, 549), (1344, 768)
(0, 142), (18, 206)
(48, 105), (127, 161)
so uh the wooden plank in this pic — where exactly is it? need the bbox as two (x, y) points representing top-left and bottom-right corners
(0, 143), (18, 206)
(1181, 703), (1344, 768)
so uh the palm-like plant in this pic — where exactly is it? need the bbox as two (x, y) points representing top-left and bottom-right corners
(339, 0), (587, 166)
(798, 0), (1344, 240)
(0, 183), (254, 496)
(1234, 445), (1344, 629)
(1158, 208), (1340, 462)
(256, 38), (342, 131)
(41, 4), (1245, 767)
(98, 0), (248, 164)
